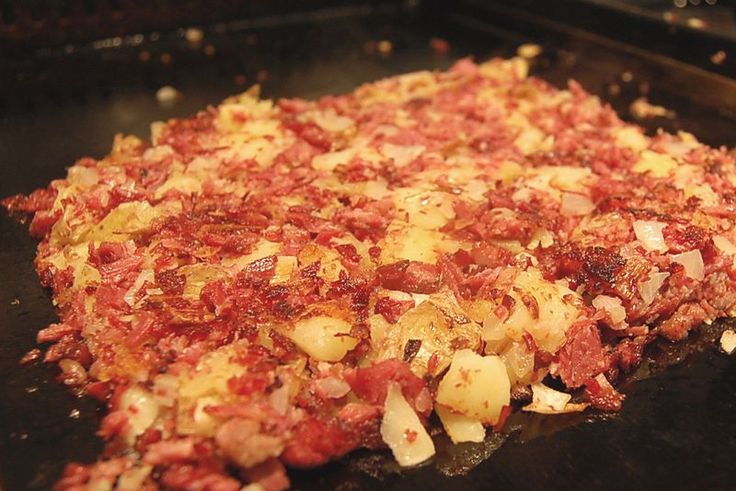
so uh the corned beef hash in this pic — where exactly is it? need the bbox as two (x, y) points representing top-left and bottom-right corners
(5, 57), (736, 490)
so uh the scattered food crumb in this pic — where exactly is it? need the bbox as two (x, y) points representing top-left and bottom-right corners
(630, 97), (675, 120)
(234, 74), (248, 86)
(639, 81), (650, 95)
(429, 37), (450, 55)
(19, 348), (41, 365)
(139, 50), (151, 62)
(10, 298), (20, 305)
(662, 11), (677, 23)
(377, 40), (393, 55)
(517, 43), (542, 59)
(608, 83), (621, 96)
(69, 408), (81, 419)
(160, 52), (173, 64)
(204, 44), (217, 56)
(711, 50), (727, 65)
(687, 17), (706, 29)
(156, 86), (182, 105)
(621, 71), (634, 83)
(363, 40), (376, 54)
(24, 386), (38, 394)
(185, 27), (204, 44)
(720, 329), (736, 354)
(256, 69), (268, 83)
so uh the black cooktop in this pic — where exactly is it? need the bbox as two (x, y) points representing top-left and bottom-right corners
(1, 2), (735, 490)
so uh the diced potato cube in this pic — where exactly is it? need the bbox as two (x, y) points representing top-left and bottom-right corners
(287, 316), (358, 362)
(435, 404), (486, 443)
(376, 295), (481, 377)
(436, 349), (510, 425)
(507, 268), (581, 353)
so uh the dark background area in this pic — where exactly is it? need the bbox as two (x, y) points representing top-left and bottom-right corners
(1, 1), (736, 490)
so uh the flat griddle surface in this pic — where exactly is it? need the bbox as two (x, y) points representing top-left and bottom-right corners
(1, 4), (736, 490)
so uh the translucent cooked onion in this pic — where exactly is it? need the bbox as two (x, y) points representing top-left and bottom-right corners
(268, 385), (291, 414)
(380, 383), (435, 467)
(119, 385), (160, 445)
(633, 220), (668, 252)
(311, 109), (354, 133)
(671, 249), (705, 281)
(560, 192), (595, 216)
(124, 268), (155, 306)
(713, 235), (736, 256)
(639, 270), (670, 306)
(481, 311), (506, 341)
(315, 377), (351, 399)
(522, 383), (588, 414)
(380, 143), (426, 168)
(591, 294), (627, 327)
(502, 342), (534, 384)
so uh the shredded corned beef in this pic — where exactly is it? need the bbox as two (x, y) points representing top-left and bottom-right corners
(5, 57), (736, 490)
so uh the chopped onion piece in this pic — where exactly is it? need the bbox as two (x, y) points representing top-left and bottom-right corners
(123, 268), (155, 306)
(481, 311), (506, 341)
(713, 235), (736, 256)
(380, 383), (435, 467)
(435, 404), (485, 444)
(720, 329), (736, 355)
(633, 220), (668, 253)
(523, 383), (587, 414)
(638, 270), (670, 306)
(314, 377), (351, 399)
(119, 385), (160, 445)
(521, 384), (588, 414)
(671, 249), (704, 281)
(116, 465), (153, 491)
(268, 385), (291, 415)
(591, 295), (627, 327)
(560, 192), (595, 216)
(380, 144), (425, 168)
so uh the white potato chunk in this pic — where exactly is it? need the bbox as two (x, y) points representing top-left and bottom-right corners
(287, 316), (358, 362)
(435, 404), (485, 443)
(436, 349), (510, 425)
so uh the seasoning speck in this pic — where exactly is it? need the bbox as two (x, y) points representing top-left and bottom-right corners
(630, 97), (675, 120)
(429, 37), (450, 55)
(234, 74), (248, 86)
(711, 50), (727, 65)
(377, 40), (393, 54)
(687, 17), (706, 29)
(517, 43), (542, 59)
(185, 27), (204, 44)
(720, 329), (736, 354)
(156, 86), (181, 105)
